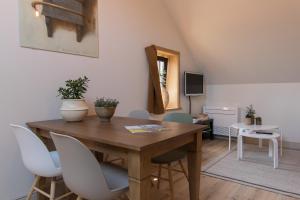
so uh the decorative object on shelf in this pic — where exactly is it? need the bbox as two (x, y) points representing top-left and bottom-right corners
(157, 56), (170, 108)
(19, 0), (99, 57)
(255, 117), (262, 125)
(94, 97), (119, 122)
(160, 86), (169, 109)
(245, 104), (256, 125)
(58, 76), (89, 122)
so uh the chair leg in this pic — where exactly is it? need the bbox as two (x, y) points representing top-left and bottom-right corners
(104, 154), (109, 162)
(121, 158), (125, 166)
(178, 160), (188, 181)
(167, 164), (174, 200)
(50, 180), (56, 200)
(157, 164), (162, 189)
(26, 176), (40, 200)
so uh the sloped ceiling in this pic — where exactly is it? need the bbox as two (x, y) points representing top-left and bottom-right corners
(163, 0), (300, 84)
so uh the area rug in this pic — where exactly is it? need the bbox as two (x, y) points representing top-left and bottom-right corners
(202, 145), (300, 198)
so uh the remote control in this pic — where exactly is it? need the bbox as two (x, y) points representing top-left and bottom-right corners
(256, 131), (273, 135)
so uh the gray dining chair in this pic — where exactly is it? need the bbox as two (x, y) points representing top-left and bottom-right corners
(152, 113), (193, 199)
(128, 110), (150, 120)
(104, 109), (150, 164)
(51, 132), (129, 200)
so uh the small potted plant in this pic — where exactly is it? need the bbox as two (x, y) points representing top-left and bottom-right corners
(58, 76), (90, 122)
(94, 97), (119, 122)
(245, 104), (256, 125)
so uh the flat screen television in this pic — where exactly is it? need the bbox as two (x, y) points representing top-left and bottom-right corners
(184, 72), (204, 96)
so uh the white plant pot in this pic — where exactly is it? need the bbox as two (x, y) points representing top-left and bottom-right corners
(60, 99), (88, 122)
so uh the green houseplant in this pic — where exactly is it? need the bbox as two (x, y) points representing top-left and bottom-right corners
(94, 97), (119, 122)
(58, 76), (90, 122)
(245, 104), (256, 125)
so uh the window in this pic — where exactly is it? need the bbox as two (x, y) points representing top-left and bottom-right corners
(145, 45), (181, 114)
(157, 47), (180, 110)
(157, 56), (168, 88)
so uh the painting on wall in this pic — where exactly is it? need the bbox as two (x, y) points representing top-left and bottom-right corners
(19, 0), (99, 58)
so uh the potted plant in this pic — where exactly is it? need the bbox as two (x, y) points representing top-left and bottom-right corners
(94, 97), (119, 122)
(58, 76), (90, 122)
(245, 104), (256, 125)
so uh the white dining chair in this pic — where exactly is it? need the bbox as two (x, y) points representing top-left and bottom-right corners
(50, 132), (129, 200)
(10, 124), (72, 200)
(128, 110), (150, 120)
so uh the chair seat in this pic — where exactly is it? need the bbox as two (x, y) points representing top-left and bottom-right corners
(100, 163), (129, 192)
(151, 149), (187, 164)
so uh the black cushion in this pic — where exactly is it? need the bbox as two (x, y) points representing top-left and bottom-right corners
(151, 149), (187, 164)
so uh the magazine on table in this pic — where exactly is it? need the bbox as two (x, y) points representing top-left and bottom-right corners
(125, 124), (168, 134)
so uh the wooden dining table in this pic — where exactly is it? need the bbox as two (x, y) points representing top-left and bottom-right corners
(27, 116), (206, 200)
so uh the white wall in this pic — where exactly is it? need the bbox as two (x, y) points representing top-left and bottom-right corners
(206, 83), (300, 143)
(163, 0), (300, 84)
(163, 0), (300, 143)
(0, 0), (199, 199)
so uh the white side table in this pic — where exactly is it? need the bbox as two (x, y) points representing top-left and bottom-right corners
(237, 131), (280, 168)
(229, 123), (283, 156)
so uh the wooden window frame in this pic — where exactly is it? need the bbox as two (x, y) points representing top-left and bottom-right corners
(156, 46), (181, 111)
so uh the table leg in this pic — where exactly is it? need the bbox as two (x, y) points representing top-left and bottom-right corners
(272, 138), (279, 168)
(237, 135), (243, 160)
(228, 127), (231, 151)
(187, 131), (202, 200)
(237, 135), (240, 160)
(280, 128), (283, 156)
(240, 136), (244, 159)
(268, 140), (273, 157)
(128, 151), (152, 200)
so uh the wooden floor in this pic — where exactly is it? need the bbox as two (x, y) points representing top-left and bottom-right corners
(153, 138), (299, 200)
(59, 139), (298, 200)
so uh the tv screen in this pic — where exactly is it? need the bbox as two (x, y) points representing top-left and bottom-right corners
(184, 72), (204, 96)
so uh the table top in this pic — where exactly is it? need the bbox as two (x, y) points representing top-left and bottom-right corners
(231, 123), (279, 131)
(239, 131), (281, 139)
(27, 116), (206, 151)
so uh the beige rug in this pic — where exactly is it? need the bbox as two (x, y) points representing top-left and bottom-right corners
(202, 145), (300, 198)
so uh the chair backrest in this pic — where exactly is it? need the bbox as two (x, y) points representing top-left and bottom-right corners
(128, 110), (150, 120)
(10, 124), (59, 177)
(50, 132), (111, 200)
(164, 113), (193, 124)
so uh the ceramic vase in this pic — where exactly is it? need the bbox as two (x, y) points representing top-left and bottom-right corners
(60, 99), (88, 122)
(95, 107), (116, 122)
